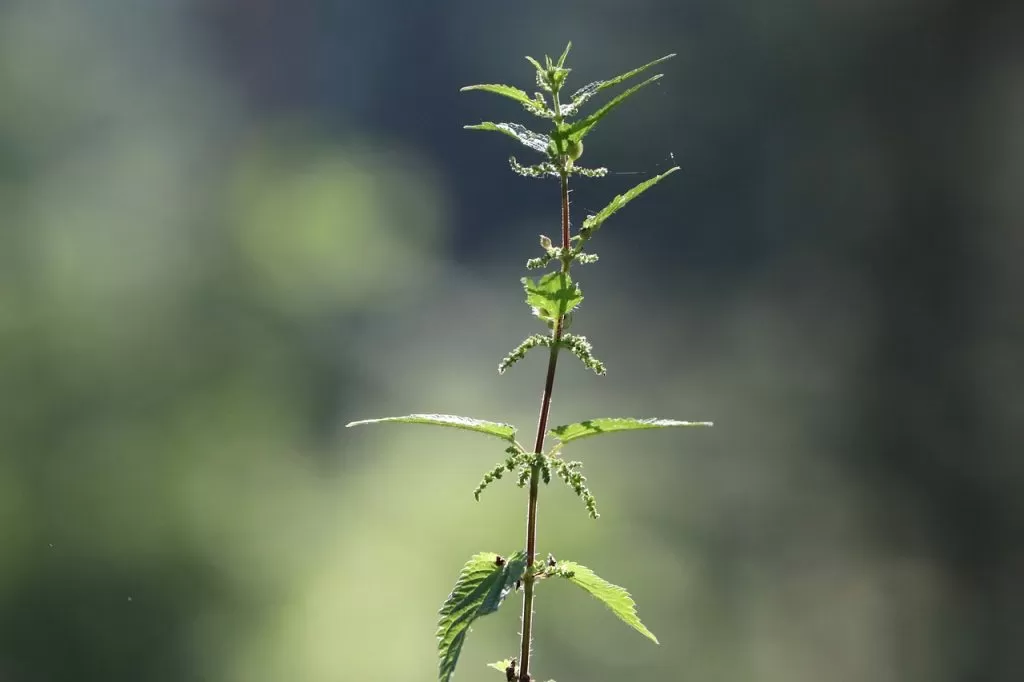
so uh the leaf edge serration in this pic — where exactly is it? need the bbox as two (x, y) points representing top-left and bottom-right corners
(437, 551), (528, 682)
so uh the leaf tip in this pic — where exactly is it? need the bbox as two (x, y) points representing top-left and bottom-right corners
(557, 41), (573, 67)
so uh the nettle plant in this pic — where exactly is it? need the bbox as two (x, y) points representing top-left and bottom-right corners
(348, 44), (711, 682)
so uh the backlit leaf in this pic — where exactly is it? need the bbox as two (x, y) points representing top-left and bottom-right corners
(567, 74), (663, 141)
(465, 121), (552, 154)
(549, 417), (712, 444)
(347, 414), (517, 443)
(437, 552), (527, 682)
(556, 42), (573, 68)
(461, 83), (534, 106)
(562, 53), (675, 116)
(521, 271), (583, 323)
(581, 167), (680, 235)
(551, 561), (658, 644)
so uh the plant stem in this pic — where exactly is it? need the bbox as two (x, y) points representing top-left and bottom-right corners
(519, 170), (571, 682)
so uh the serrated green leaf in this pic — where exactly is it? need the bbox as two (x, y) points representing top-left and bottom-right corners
(550, 417), (712, 444)
(563, 54), (675, 116)
(465, 121), (551, 154)
(437, 552), (528, 682)
(347, 414), (517, 443)
(553, 561), (658, 644)
(567, 74), (663, 141)
(461, 83), (539, 108)
(581, 167), (680, 235)
(522, 271), (583, 323)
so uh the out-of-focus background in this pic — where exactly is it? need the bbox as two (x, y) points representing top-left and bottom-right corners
(1, 0), (1021, 681)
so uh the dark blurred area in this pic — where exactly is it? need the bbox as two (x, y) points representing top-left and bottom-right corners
(1, 0), (1021, 681)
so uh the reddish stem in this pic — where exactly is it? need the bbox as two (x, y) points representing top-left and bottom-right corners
(518, 170), (570, 682)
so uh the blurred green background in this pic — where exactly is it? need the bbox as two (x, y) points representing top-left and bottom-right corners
(1, 0), (1021, 680)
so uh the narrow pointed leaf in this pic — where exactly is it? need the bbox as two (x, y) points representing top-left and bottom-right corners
(550, 417), (712, 444)
(461, 83), (538, 108)
(347, 414), (517, 443)
(553, 561), (658, 643)
(569, 54), (675, 107)
(582, 167), (680, 234)
(556, 41), (573, 68)
(465, 121), (551, 154)
(438, 552), (528, 682)
(567, 74), (663, 141)
(522, 271), (583, 323)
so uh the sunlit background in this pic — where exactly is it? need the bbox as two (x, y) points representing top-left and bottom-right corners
(1, 1), (1021, 681)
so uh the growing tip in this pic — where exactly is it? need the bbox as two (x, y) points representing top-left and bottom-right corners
(557, 41), (573, 67)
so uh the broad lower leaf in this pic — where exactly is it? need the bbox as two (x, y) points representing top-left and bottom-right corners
(522, 271), (583, 323)
(581, 167), (680, 235)
(438, 552), (528, 682)
(549, 417), (712, 444)
(347, 414), (517, 443)
(567, 74), (663, 141)
(562, 53), (675, 116)
(465, 121), (551, 154)
(552, 561), (658, 644)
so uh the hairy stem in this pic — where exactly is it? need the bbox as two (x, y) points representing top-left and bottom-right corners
(519, 169), (571, 681)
